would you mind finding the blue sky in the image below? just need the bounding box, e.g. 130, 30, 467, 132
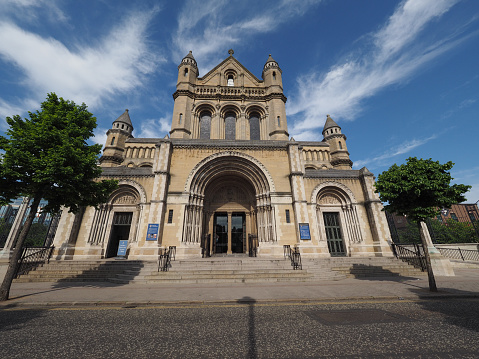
0, 0, 478, 202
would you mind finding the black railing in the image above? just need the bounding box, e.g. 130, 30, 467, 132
15, 246, 55, 278
169, 246, 176, 261
391, 243, 426, 271
158, 248, 171, 272
438, 247, 479, 262
283, 245, 302, 270
248, 234, 258, 257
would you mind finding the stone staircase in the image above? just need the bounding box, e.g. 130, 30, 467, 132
14, 256, 425, 284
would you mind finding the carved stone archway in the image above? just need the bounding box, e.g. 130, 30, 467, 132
182, 152, 276, 247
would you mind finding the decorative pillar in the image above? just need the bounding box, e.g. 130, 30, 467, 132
227, 211, 232, 254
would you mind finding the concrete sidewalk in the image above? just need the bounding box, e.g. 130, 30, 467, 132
1, 268, 478, 308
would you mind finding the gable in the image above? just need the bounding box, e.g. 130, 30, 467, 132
198, 56, 263, 87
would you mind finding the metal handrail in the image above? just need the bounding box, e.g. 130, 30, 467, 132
158, 248, 171, 272
438, 247, 479, 262
290, 247, 302, 270
391, 243, 426, 271
15, 246, 55, 278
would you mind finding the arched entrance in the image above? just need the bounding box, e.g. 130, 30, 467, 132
313, 182, 363, 257
88, 182, 145, 258
182, 152, 276, 255
204, 176, 256, 254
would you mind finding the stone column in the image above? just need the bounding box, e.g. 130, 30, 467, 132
227, 211, 232, 254
420, 221, 455, 276
0, 197, 30, 259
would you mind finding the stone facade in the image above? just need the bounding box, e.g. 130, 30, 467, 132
52, 50, 393, 260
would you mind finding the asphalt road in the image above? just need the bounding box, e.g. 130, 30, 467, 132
1, 298, 478, 359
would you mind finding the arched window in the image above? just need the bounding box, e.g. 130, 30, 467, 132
249, 113, 260, 140
199, 111, 211, 139
273, 71, 276, 80
225, 112, 236, 140
227, 74, 234, 86
277, 116, 281, 127
184, 68, 188, 77
339, 141, 343, 149
179, 113, 183, 124
111, 137, 116, 146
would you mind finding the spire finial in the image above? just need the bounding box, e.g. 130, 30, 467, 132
228, 49, 234, 56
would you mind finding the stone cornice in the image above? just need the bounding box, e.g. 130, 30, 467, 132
331, 158, 354, 167
100, 167, 154, 178
99, 155, 123, 164
171, 139, 290, 150
324, 133, 347, 141
304, 168, 359, 179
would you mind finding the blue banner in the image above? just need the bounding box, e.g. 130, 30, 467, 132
299, 223, 311, 240
117, 240, 128, 256
146, 223, 159, 241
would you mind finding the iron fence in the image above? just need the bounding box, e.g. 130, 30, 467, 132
390, 243, 426, 271
158, 247, 171, 272
437, 247, 479, 262
283, 245, 302, 270
15, 246, 55, 278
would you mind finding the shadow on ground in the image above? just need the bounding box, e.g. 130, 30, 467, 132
409, 288, 479, 332
236, 296, 257, 359
348, 263, 421, 282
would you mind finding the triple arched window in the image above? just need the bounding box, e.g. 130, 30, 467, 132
197, 110, 261, 140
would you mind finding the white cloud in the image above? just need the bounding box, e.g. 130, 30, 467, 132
136, 117, 171, 138
92, 127, 108, 146
353, 134, 438, 169
0, 9, 163, 115
173, 0, 323, 73
0, 0, 68, 23
287, 0, 465, 134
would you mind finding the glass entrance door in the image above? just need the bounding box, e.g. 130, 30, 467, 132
323, 212, 346, 257
231, 213, 245, 253
106, 212, 132, 258
214, 213, 228, 254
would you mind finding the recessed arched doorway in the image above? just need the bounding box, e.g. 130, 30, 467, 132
204, 176, 256, 255
182, 152, 276, 256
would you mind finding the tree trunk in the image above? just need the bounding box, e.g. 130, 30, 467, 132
0, 196, 41, 301
418, 221, 438, 292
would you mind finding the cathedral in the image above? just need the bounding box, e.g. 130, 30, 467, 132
52, 50, 393, 260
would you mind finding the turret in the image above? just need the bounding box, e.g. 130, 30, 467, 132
262, 54, 288, 140
177, 51, 198, 88
322, 115, 353, 169
171, 51, 198, 139
262, 54, 283, 89
100, 109, 134, 167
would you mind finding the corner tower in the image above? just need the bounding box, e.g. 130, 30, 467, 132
322, 115, 352, 169
262, 54, 288, 140
100, 109, 133, 167
170, 51, 198, 139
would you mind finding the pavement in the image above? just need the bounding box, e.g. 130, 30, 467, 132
1, 268, 478, 308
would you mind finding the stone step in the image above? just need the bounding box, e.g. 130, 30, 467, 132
14, 256, 424, 284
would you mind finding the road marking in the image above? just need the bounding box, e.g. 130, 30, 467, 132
2, 297, 478, 312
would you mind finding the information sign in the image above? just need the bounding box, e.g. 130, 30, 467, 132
146, 223, 159, 241
299, 223, 311, 240
117, 240, 128, 257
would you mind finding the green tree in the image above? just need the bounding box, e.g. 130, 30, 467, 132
0, 93, 117, 301
375, 157, 470, 292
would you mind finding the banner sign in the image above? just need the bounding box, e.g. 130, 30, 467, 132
299, 223, 311, 240
146, 223, 159, 241
117, 240, 128, 257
